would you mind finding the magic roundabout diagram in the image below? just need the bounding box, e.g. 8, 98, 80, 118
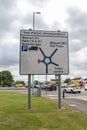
38, 47, 59, 74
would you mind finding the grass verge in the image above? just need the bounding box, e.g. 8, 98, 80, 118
0, 92, 87, 130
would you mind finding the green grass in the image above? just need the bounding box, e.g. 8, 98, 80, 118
0, 92, 87, 130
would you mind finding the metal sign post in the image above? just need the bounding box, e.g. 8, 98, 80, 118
32, 74, 34, 95
28, 74, 31, 109
46, 74, 48, 94
58, 74, 61, 109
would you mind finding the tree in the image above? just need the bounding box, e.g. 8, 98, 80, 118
0, 70, 13, 87
64, 78, 71, 84
34, 80, 39, 85
15, 80, 25, 86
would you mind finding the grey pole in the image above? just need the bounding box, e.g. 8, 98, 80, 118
46, 74, 47, 94
28, 74, 31, 109
32, 12, 35, 95
33, 12, 35, 30
33, 12, 41, 30
32, 12, 41, 95
32, 75, 34, 95
58, 74, 61, 109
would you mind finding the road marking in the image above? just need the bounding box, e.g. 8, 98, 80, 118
69, 104, 77, 107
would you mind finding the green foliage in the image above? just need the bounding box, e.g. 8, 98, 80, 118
15, 80, 25, 85
0, 70, 13, 86
34, 80, 39, 85
64, 78, 71, 83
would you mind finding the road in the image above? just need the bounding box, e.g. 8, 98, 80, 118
62, 98, 87, 114
41, 88, 87, 100
41, 88, 87, 114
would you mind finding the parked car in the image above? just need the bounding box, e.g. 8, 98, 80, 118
34, 85, 40, 88
30, 84, 40, 88
41, 85, 48, 90
61, 83, 68, 88
64, 85, 81, 93
84, 84, 87, 91
41, 84, 57, 91
47, 84, 57, 91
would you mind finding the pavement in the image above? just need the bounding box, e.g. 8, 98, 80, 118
43, 94, 87, 101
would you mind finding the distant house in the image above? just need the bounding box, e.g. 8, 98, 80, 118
70, 77, 84, 86
72, 77, 82, 81
50, 78, 64, 84
83, 78, 87, 84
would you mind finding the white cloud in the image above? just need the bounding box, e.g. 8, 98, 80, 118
0, 0, 87, 82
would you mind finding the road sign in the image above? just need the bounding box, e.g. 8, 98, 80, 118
20, 30, 69, 75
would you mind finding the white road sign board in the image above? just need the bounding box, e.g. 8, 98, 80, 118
20, 30, 69, 75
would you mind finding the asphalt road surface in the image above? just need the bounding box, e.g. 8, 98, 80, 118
62, 98, 87, 114
41, 89, 87, 114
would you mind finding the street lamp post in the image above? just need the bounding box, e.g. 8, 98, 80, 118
32, 12, 41, 95
33, 12, 41, 30
27, 12, 41, 109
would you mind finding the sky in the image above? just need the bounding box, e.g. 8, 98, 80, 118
0, 0, 87, 82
